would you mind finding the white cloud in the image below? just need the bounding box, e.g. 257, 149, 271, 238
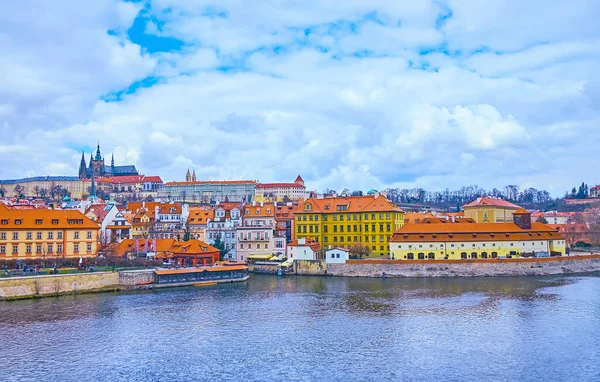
1, 0, 599, 196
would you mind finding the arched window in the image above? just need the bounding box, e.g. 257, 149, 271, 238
461, 252, 467, 259
481, 252, 488, 259
471, 252, 478, 259
491, 252, 498, 258
428, 252, 435, 259
418, 253, 425, 260
407, 253, 414, 260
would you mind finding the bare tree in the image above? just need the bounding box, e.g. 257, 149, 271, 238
349, 243, 371, 259
13, 184, 24, 198
33, 185, 40, 197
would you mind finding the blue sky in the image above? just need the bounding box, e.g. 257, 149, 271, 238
0, 0, 599, 195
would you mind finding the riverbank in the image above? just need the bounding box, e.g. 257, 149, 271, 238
328, 254, 600, 278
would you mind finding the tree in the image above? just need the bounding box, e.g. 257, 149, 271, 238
39, 188, 48, 198
0, 187, 6, 197
51, 185, 62, 199
13, 184, 24, 199
349, 243, 371, 259
32, 185, 40, 197
536, 216, 548, 224
212, 236, 230, 261
351, 190, 363, 196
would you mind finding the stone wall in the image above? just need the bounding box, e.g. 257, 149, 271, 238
248, 263, 281, 275
328, 256, 600, 278
295, 260, 327, 276
0, 272, 120, 300
118, 270, 155, 286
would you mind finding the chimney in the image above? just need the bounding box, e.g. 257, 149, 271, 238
260, 202, 263, 207
142, 201, 146, 209
252, 201, 256, 207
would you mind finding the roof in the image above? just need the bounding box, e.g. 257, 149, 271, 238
288, 238, 322, 252
187, 208, 215, 224
390, 222, 563, 243
463, 197, 521, 209
128, 202, 182, 215
295, 195, 404, 214
295, 175, 304, 183
163, 180, 256, 186
85, 204, 113, 223
0, 209, 99, 229
114, 239, 219, 258
513, 208, 530, 215
256, 183, 305, 189
243, 203, 275, 217
0, 176, 80, 184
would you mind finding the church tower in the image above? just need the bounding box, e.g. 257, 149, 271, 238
185, 169, 191, 182
78, 151, 87, 179
192, 169, 197, 182
90, 142, 105, 178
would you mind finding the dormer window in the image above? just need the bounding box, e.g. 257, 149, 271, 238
305, 203, 312, 210
1, 220, 8, 225
15, 219, 22, 225
36, 219, 42, 225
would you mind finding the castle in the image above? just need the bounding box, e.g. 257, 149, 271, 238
78, 143, 139, 179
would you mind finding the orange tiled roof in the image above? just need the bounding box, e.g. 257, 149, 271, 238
128, 202, 182, 215
243, 203, 276, 217
114, 239, 219, 258
256, 183, 305, 189
288, 238, 322, 252
463, 197, 521, 209
0, 209, 99, 229
164, 180, 256, 186
296, 195, 403, 214
391, 222, 563, 243
187, 208, 215, 224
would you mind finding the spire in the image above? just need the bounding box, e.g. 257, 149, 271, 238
111, 152, 114, 167
90, 173, 97, 199
78, 151, 87, 179
192, 169, 196, 182
185, 168, 191, 182
95, 141, 102, 161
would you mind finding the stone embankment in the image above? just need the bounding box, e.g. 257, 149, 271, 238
327, 255, 600, 278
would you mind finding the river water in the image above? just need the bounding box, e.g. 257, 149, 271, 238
1, 274, 600, 382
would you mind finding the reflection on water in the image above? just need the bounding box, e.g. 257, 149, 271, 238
1, 274, 599, 382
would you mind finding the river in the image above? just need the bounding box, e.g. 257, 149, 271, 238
1, 274, 600, 381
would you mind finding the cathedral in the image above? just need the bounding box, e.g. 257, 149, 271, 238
78, 143, 139, 179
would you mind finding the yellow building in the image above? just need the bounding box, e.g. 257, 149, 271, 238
463, 196, 521, 223
0, 207, 99, 260
294, 194, 404, 257
0, 176, 86, 199
390, 209, 565, 260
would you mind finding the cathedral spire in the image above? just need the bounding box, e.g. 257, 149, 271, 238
111, 152, 114, 167
185, 168, 191, 182
192, 169, 196, 182
78, 151, 87, 179
95, 142, 102, 161
90, 173, 97, 199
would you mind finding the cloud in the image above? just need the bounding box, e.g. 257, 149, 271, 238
0, 0, 599, 197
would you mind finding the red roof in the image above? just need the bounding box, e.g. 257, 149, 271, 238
85, 204, 112, 223
256, 183, 305, 189
463, 197, 521, 209
295, 175, 304, 183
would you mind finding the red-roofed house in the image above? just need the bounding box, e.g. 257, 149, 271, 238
463, 196, 522, 223
287, 238, 323, 260
254, 176, 307, 202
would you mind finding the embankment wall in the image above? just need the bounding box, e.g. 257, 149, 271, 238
0, 272, 120, 299
327, 255, 600, 278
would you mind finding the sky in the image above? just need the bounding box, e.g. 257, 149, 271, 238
0, 0, 599, 195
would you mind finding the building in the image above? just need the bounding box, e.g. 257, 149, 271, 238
532, 211, 575, 225
294, 194, 405, 257
287, 238, 322, 260
0, 176, 86, 199
158, 179, 256, 204
85, 203, 119, 243
591, 185, 600, 198
235, 202, 285, 262
325, 247, 349, 264
274, 202, 297, 242
390, 209, 566, 260
78, 143, 139, 179
186, 207, 214, 242
205, 202, 242, 260
110, 175, 163, 198
115, 238, 220, 267
104, 208, 132, 244
254, 175, 307, 202
0, 208, 99, 260
128, 201, 188, 239
463, 196, 522, 223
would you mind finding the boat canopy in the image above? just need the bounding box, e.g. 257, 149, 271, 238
247, 254, 272, 260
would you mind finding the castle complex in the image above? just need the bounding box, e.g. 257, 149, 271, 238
78, 143, 139, 179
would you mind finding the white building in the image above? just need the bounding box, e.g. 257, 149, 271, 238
206, 202, 242, 260
287, 237, 322, 261
325, 248, 349, 264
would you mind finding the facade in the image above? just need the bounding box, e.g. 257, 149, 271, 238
274, 202, 297, 242
463, 197, 522, 223
115, 238, 220, 267
287, 238, 322, 260
110, 175, 163, 198
0, 176, 86, 199
325, 248, 349, 264
186, 207, 214, 242
128, 202, 188, 239
104, 209, 132, 244
254, 175, 307, 202
85, 203, 119, 243
205, 202, 242, 260
0, 209, 99, 260
294, 194, 405, 257
78, 143, 138, 179
591, 185, 600, 198
235, 202, 279, 262
390, 210, 566, 260
158, 179, 256, 204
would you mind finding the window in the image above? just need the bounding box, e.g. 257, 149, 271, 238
340, 237, 344, 242
323, 215, 328, 222
12, 245, 18, 254
87, 231, 92, 239
331, 253, 335, 259
364, 214, 368, 220
1, 220, 7, 225
324, 237, 328, 243
87, 244, 92, 252
47, 244, 53, 253
428, 253, 435, 259
333, 237, 337, 242
26, 232, 32, 240
386, 213, 390, 219
12, 232, 18, 240
371, 224, 375, 232
418, 253, 425, 260
333, 215, 337, 221
315, 226, 319, 233
36, 232, 42, 240
365, 224, 369, 232
471, 252, 478, 259
337, 253, 340, 258
340, 226, 344, 232
386, 224, 390, 232
354, 236, 358, 242
353, 214, 358, 220
248, 244, 252, 249
240, 243, 244, 249
407, 253, 414, 260
309, 215, 313, 221
333, 226, 338, 233
48, 232, 53, 239
57, 244, 62, 253
371, 214, 375, 220
0, 245, 5, 254
324, 226, 328, 233
0, 232, 4, 240
15, 220, 22, 225
74, 244, 79, 252
74, 232, 79, 239
36, 245, 42, 253
461, 252, 467, 259
26, 245, 32, 253
36, 219, 42, 225
340, 215, 344, 221
309, 226, 313, 233
353, 225, 357, 232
